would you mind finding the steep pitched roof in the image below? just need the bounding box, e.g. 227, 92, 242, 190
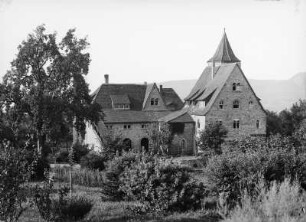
110, 94, 130, 104
161, 88, 184, 111
93, 84, 147, 110
187, 63, 238, 116
207, 32, 240, 63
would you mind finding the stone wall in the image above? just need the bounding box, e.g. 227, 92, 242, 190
206, 66, 266, 139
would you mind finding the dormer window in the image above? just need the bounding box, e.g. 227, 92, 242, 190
110, 94, 130, 110
219, 100, 224, 109
233, 100, 240, 109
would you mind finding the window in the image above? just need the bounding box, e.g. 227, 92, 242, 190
151, 98, 159, 106
249, 101, 253, 108
141, 124, 147, 129
114, 104, 130, 109
233, 120, 240, 129
219, 100, 224, 109
232, 83, 237, 91
233, 100, 240, 108
106, 125, 112, 130
217, 120, 223, 125
124, 124, 131, 129
256, 120, 260, 129
197, 120, 200, 129
154, 98, 159, 105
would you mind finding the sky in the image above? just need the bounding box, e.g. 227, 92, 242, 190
0, 0, 305, 92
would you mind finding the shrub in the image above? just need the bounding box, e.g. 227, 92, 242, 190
119, 154, 206, 213
80, 151, 105, 171
223, 179, 306, 222
205, 136, 306, 209
34, 180, 92, 221
31, 155, 50, 181
101, 152, 137, 201
71, 143, 90, 163
0, 142, 32, 222
55, 150, 69, 163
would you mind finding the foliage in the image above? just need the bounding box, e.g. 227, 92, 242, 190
119, 154, 206, 213
53, 167, 104, 187
223, 179, 306, 222
146, 122, 172, 155
80, 151, 105, 171
0, 25, 101, 156
71, 143, 90, 163
0, 142, 32, 222
266, 109, 282, 136
205, 135, 306, 209
34, 180, 92, 221
198, 122, 228, 155
100, 131, 127, 160
55, 150, 69, 163
101, 152, 137, 201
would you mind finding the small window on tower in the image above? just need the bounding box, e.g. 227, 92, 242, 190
256, 120, 260, 129
232, 83, 237, 91
233, 100, 240, 109
219, 100, 224, 109
233, 120, 240, 129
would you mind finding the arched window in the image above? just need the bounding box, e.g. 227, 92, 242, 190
219, 100, 224, 109
233, 100, 239, 108
232, 83, 237, 91
123, 138, 132, 152
154, 98, 159, 105
141, 138, 149, 152
256, 120, 260, 129
181, 139, 187, 151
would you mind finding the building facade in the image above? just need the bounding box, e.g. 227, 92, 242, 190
185, 31, 266, 138
85, 76, 196, 156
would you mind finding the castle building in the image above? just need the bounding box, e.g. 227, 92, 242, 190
185, 31, 266, 138
85, 75, 196, 156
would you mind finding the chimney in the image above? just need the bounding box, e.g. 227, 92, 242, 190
144, 81, 147, 85
104, 74, 109, 84
159, 85, 163, 92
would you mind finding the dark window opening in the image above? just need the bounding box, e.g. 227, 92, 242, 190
256, 120, 260, 129
233, 100, 239, 109
233, 120, 240, 129
233, 83, 237, 91
141, 138, 149, 152
141, 124, 147, 129
197, 120, 200, 128
151, 98, 154, 105
124, 124, 131, 129
154, 98, 159, 105
123, 138, 132, 152
219, 100, 224, 109
170, 123, 185, 134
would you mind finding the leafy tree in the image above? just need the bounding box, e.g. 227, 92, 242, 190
0, 25, 101, 156
199, 122, 228, 155
146, 122, 172, 155
266, 109, 282, 136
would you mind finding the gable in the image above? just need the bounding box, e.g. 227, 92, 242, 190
143, 83, 167, 111
206, 65, 266, 116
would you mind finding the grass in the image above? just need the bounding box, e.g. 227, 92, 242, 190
19, 181, 221, 222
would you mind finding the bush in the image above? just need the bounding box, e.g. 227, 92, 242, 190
80, 151, 105, 171
119, 154, 206, 213
31, 156, 50, 181
34, 180, 93, 221
55, 150, 69, 163
101, 152, 137, 201
205, 136, 306, 209
223, 179, 306, 222
0, 142, 32, 222
72, 143, 90, 163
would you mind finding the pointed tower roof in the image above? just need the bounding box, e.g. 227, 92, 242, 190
207, 30, 240, 63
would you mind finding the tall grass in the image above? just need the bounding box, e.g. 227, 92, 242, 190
52, 167, 104, 187
223, 179, 306, 222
